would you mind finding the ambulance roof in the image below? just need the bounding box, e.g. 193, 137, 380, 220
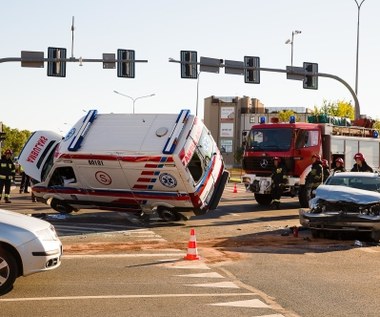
59, 111, 195, 155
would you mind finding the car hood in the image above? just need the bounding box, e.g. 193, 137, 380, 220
0, 208, 50, 232
311, 185, 380, 206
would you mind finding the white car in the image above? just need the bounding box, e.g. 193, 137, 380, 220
0, 209, 62, 295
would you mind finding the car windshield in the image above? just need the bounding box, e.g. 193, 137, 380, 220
325, 173, 380, 193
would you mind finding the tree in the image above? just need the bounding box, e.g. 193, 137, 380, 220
311, 99, 354, 119
277, 109, 302, 122
1, 125, 31, 156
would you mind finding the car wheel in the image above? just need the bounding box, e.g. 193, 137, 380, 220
0, 248, 18, 295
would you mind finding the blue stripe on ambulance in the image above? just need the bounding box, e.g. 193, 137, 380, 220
163, 109, 190, 154
68, 109, 98, 152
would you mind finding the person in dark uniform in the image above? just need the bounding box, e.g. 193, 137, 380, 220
321, 159, 331, 183
271, 157, 286, 209
351, 153, 373, 172
0, 149, 16, 203
19, 164, 30, 193
305, 154, 323, 199
333, 158, 346, 173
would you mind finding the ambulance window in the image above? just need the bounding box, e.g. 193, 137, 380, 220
48, 167, 76, 187
188, 151, 203, 182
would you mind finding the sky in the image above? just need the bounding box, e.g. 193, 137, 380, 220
1, 0, 379, 133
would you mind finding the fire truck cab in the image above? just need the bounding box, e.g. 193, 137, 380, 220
242, 116, 380, 207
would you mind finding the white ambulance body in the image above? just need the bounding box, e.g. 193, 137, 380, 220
18, 109, 229, 221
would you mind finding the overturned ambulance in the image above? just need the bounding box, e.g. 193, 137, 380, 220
18, 109, 229, 221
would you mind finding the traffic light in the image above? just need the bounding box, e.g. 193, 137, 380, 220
303, 62, 318, 89
180, 50, 197, 79
117, 49, 135, 78
244, 56, 260, 84
47, 47, 67, 77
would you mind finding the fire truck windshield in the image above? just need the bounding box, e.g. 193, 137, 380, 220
246, 128, 292, 151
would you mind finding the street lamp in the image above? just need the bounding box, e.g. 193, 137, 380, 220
285, 30, 302, 67
354, 0, 366, 96
113, 90, 155, 114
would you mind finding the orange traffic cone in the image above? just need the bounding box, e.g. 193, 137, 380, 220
184, 228, 200, 260
233, 183, 238, 193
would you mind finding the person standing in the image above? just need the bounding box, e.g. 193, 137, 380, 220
19, 164, 30, 194
271, 157, 286, 209
333, 158, 346, 173
351, 153, 373, 172
321, 159, 331, 183
0, 149, 16, 203
305, 154, 323, 199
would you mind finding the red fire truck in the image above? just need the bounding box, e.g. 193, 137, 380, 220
242, 116, 380, 207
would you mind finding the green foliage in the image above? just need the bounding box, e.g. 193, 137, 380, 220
311, 99, 354, 119
1, 125, 31, 157
278, 110, 296, 122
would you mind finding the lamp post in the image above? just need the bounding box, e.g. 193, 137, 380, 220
113, 90, 155, 114
354, 0, 366, 96
285, 30, 302, 67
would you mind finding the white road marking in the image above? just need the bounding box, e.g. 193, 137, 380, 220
175, 272, 224, 278
0, 293, 255, 302
164, 261, 211, 270
187, 281, 240, 289
209, 298, 270, 308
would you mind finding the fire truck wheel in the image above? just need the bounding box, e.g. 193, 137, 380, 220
298, 185, 310, 208
254, 193, 272, 206
50, 199, 74, 214
157, 208, 182, 222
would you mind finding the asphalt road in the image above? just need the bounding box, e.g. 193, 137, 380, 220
2, 182, 380, 316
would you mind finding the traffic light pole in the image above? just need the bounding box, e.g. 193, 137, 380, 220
169, 58, 360, 121
0, 57, 148, 64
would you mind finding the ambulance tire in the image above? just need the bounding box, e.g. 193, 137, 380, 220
157, 208, 182, 222
254, 193, 272, 206
51, 199, 74, 214
298, 185, 310, 208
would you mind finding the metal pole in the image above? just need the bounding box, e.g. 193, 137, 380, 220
354, 0, 366, 96
291, 32, 294, 67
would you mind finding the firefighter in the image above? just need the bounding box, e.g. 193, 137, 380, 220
333, 158, 346, 173
321, 159, 331, 183
0, 149, 16, 203
271, 157, 286, 209
351, 153, 373, 172
305, 154, 323, 199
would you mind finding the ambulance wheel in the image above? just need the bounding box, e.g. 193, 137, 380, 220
254, 193, 272, 206
157, 208, 182, 222
51, 199, 74, 214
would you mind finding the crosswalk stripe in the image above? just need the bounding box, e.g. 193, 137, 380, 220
209, 298, 270, 308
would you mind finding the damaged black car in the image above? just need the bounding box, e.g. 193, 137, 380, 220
299, 172, 380, 241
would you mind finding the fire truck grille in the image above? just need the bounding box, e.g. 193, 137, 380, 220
242, 157, 273, 175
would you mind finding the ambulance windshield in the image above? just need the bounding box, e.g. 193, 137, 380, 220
40, 144, 58, 182
187, 128, 215, 183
